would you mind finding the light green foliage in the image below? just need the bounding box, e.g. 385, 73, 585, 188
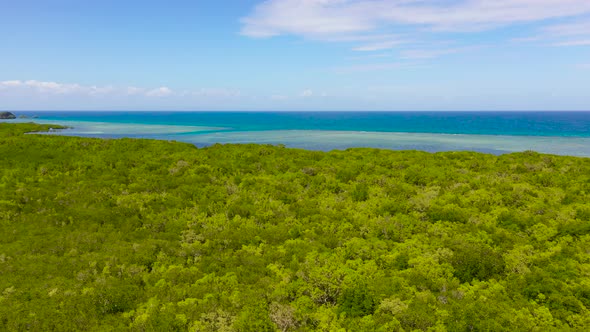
1, 123, 590, 331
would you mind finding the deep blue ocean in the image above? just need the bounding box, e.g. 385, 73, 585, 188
8, 111, 590, 157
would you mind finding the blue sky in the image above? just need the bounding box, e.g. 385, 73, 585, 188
1, 0, 589, 111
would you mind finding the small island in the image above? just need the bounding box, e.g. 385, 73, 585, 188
0, 111, 16, 119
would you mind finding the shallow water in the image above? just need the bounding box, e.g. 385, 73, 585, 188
3, 111, 590, 157
179, 130, 590, 157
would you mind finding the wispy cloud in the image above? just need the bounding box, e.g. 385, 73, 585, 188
0, 80, 242, 100
0, 80, 157, 97
510, 36, 544, 44
1, 80, 90, 94
552, 40, 590, 47
241, 0, 590, 51
332, 62, 415, 74
145, 87, 173, 97
190, 88, 242, 98
543, 20, 590, 37
300, 89, 314, 97
514, 20, 590, 47
399, 45, 482, 59
352, 38, 405, 52
0, 79, 251, 110
126, 86, 145, 96
400, 48, 459, 60
0, 80, 24, 87
545, 20, 590, 47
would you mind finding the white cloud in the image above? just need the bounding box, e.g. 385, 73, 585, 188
514, 19, 590, 47
145, 87, 173, 97
0, 78, 273, 110
0, 80, 177, 98
242, 0, 590, 50
0, 80, 249, 100
0, 80, 23, 88
191, 88, 242, 98
300, 89, 314, 97
88, 85, 116, 96
0, 79, 255, 110
352, 38, 405, 51
241, 0, 375, 38
242, 1, 590, 34
26, 80, 82, 94
0, 80, 118, 95
126, 86, 145, 95
543, 21, 590, 37
510, 36, 543, 43
552, 40, 590, 47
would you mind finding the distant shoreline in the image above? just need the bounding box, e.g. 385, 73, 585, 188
3, 122, 587, 159
4, 111, 590, 157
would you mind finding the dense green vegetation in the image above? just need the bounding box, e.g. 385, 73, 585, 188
1, 123, 590, 331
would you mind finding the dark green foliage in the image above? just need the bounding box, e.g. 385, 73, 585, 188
338, 282, 375, 317
234, 302, 277, 332
428, 203, 470, 223
576, 206, 590, 221
1, 123, 590, 331
0, 122, 67, 136
0, 112, 16, 119
449, 243, 505, 283
351, 182, 369, 202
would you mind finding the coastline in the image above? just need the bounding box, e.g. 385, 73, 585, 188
3, 116, 589, 157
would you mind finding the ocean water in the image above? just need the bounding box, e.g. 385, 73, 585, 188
5, 111, 590, 157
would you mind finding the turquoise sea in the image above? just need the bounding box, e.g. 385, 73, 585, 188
5, 111, 590, 157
